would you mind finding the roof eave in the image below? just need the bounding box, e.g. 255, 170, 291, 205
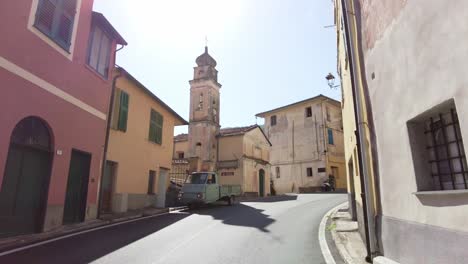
92, 12, 127, 45
116, 67, 189, 125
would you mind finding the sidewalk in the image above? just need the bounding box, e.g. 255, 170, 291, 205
0, 206, 177, 253
328, 203, 368, 264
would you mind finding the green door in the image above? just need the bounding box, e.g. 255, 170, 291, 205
0, 117, 52, 237
259, 169, 265, 197
63, 150, 91, 224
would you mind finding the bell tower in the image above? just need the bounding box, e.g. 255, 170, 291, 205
187, 46, 221, 172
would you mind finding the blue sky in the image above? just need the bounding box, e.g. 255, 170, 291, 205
93, 0, 340, 135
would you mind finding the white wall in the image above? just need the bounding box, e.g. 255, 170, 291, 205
364, 0, 468, 231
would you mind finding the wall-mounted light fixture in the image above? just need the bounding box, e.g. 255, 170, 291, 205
325, 73, 340, 89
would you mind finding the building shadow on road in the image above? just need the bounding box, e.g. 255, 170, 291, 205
0, 213, 190, 264
191, 203, 275, 233
241, 194, 298, 203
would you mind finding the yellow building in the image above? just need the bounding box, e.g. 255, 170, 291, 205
334, 0, 379, 258
101, 67, 187, 214
256, 95, 346, 194
173, 125, 272, 197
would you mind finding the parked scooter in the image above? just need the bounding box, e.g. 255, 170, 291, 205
321, 175, 336, 192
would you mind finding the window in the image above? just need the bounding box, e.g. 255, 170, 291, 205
221, 172, 235, 176
328, 128, 334, 145
326, 106, 331, 121
207, 174, 216, 184
408, 101, 467, 191
34, 0, 77, 51
149, 109, 163, 145
305, 107, 312, 118
318, 167, 326, 173
271, 115, 277, 126
116, 91, 129, 132
276, 167, 280, 178
177, 152, 185, 159
87, 25, 112, 78
307, 168, 313, 177
148, 170, 156, 195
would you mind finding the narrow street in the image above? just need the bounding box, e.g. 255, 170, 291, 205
0, 194, 346, 264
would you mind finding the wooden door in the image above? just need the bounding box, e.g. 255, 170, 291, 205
101, 161, 116, 213
0, 117, 52, 237
63, 150, 91, 224
259, 169, 265, 197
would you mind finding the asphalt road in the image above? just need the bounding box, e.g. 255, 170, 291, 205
0, 193, 346, 264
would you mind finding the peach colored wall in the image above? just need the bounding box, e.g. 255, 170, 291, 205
218, 135, 243, 161
107, 76, 179, 194
173, 140, 189, 159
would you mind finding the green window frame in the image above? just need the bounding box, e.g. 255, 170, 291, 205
328, 128, 334, 145
149, 109, 163, 145
34, 0, 77, 51
117, 91, 129, 132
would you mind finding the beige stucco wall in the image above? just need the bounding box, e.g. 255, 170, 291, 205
173, 140, 189, 159
218, 135, 243, 161
107, 76, 181, 197
363, 0, 468, 232
260, 98, 346, 194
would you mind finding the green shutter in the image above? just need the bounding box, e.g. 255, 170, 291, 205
149, 110, 157, 142
328, 128, 334, 145
118, 91, 129, 132
149, 109, 163, 145
155, 112, 163, 145
111, 89, 121, 129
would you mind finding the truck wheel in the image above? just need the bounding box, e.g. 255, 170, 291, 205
227, 196, 233, 206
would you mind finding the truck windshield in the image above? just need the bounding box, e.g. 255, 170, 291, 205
185, 173, 208, 184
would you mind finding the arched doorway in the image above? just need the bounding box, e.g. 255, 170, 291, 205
259, 169, 265, 197
0, 117, 53, 237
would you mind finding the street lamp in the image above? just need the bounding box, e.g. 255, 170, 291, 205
325, 73, 340, 89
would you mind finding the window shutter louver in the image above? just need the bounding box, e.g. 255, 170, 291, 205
118, 92, 129, 132
34, 0, 76, 50
149, 110, 157, 142
156, 113, 163, 145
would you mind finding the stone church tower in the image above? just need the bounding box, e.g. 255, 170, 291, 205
187, 46, 221, 172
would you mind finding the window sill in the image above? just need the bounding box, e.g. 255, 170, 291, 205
148, 139, 162, 146
84, 64, 110, 82
413, 190, 468, 196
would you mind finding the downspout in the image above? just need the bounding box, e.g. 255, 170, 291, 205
340, 0, 377, 262
97, 44, 125, 218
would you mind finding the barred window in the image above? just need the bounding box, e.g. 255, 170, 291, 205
408, 100, 467, 192
424, 108, 467, 190
34, 0, 77, 51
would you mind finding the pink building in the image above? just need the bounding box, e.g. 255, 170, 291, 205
0, 0, 126, 237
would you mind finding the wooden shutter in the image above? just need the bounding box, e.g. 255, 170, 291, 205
110, 89, 121, 129
149, 110, 163, 144
118, 91, 129, 132
155, 112, 163, 145
34, 0, 76, 50
35, 0, 57, 35
148, 110, 157, 142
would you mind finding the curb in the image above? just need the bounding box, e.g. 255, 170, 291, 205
319, 201, 348, 264
0, 207, 186, 256
328, 204, 359, 264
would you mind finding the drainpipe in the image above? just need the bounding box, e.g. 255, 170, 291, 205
97, 44, 125, 218
340, 0, 377, 262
